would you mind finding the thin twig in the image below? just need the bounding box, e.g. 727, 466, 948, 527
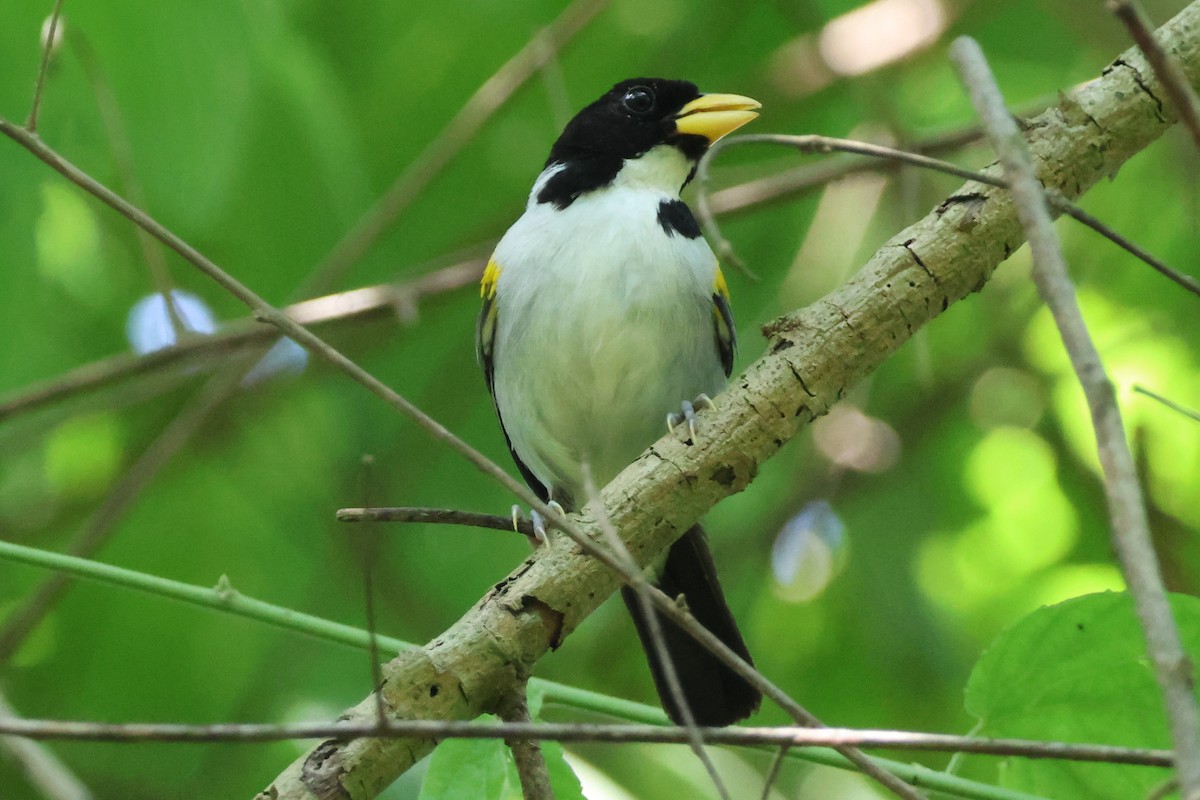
498, 684, 556, 800
1057, 201, 1200, 296
950, 34, 1200, 800
1109, 0, 1200, 150
759, 745, 790, 800
0, 716, 1175, 767
696, 134, 1200, 298
706, 120, 988, 217
1148, 777, 1182, 800
295, 0, 609, 298
0, 692, 92, 800
26, 0, 64, 132
1134, 385, 1200, 422
356, 454, 388, 727
0, 259, 483, 424
337, 505, 534, 535
582, 464, 730, 800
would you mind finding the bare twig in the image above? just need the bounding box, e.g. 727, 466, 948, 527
707, 133, 979, 218
355, 454, 389, 727
337, 505, 534, 535
1109, 0, 1200, 150
1057, 202, 1200, 296
950, 34, 1200, 800
705, 97, 1065, 218
759, 745, 791, 800
1134, 385, 1200, 422
26, 0, 64, 132
498, 685, 556, 800
0, 259, 483, 424
295, 0, 609, 298
697, 134, 1200, 298
1149, 777, 1182, 800
0, 716, 1175, 767
0, 692, 92, 800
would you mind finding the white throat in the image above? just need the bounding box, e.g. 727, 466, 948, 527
610, 144, 694, 194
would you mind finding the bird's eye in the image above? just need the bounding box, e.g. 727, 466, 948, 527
622, 86, 655, 115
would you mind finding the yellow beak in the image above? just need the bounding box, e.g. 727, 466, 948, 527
673, 93, 761, 143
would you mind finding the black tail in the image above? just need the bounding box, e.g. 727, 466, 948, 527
621, 525, 761, 726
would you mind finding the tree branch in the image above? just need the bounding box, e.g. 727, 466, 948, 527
497, 685, 556, 800
1110, 0, 1200, 150
336, 505, 535, 535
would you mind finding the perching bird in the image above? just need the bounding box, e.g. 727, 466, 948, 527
477, 78, 762, 726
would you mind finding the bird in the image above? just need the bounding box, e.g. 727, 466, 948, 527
477, 77, 762, 726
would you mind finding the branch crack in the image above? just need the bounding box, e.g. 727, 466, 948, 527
1109, 57, 1167, 121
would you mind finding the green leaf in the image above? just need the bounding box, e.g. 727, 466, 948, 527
528, 685, 587, 800
962, 591, 1198, 797
542, 740, 587, 800
417, 707, 585, 800
418, 731, 522, 800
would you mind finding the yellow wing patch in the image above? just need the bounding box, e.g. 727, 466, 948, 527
711, 267, 736, 378
480, 258, 502, 299
713, 266, 730, 302
477, 257, 501, 389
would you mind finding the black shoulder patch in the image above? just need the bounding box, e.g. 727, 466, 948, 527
656, 198, 701, 239
537, 158, 623, 209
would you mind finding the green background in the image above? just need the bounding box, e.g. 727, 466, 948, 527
1, 0, 1198, 797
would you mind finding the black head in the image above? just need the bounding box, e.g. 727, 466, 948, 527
536, 78, 759, 208
546, 78, 709, 167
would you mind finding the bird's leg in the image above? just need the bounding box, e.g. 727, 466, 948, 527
666, 393, 717, 443
512, 501, 566, 547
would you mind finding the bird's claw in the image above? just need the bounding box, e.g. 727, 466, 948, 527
666, 393, 716, 443
514, 501, 565, 547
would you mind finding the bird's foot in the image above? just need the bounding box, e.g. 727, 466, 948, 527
512, 501, 565, 547
666, 393, 716, 444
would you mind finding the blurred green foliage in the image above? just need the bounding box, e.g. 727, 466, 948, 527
1, 0, 1198, 798
963, 592, 1200, 797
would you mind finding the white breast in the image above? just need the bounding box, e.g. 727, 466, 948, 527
490, 159, 725, 504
